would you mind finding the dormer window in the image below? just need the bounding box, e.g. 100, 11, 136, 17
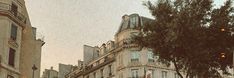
130, 16, 138, 28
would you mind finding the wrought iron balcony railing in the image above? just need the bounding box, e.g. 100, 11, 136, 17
0, 2, 26, 24
115, 38, 139, 49
86, 38, 138, 64
84, 57, 115, 75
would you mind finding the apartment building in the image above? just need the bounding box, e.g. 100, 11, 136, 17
66, 14, 179, 78
0, 0, 44, 78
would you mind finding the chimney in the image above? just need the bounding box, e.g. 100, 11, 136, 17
32, 27, 37, 39
50, 67, 53, 70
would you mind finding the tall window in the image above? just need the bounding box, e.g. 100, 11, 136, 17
130, 17, 138, 28
162, 71, 167, 78
109, 65, 112, 76
93, 72, 96, 78
11, 24, 18, 41
100, 69, 104, 78
131, 69, 139, 78
8, 48, 16, 67
148, 51, 154, 62
131, 51, 140, 62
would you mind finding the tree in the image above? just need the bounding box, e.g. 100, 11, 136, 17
134, 0, 234, 78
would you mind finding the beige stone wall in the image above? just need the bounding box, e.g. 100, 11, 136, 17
20, 24, 44, 78
0, 15, 23, 78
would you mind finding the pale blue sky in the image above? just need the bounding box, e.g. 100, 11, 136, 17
24, 0, 227, 75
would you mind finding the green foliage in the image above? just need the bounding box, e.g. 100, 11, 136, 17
135, 0, 234, 78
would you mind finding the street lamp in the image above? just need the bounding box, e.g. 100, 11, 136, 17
32, 64, 38, 78
221, 53, 226, 58
221, 28, 225, 32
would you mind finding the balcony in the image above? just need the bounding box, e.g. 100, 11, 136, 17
0, 2, 26, 26
8, 37, 19, 48
83, 57, 115, 75
114, 39, 139, 51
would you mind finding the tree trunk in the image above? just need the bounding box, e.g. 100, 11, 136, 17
172, 58, 183, 78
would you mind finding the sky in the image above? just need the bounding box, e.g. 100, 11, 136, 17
24, 0, 227, 76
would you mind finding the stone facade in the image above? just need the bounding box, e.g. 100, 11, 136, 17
0, 0, 44, 78
65, 14, 180, 78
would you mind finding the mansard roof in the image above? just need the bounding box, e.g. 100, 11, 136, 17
116, 13, 153, 34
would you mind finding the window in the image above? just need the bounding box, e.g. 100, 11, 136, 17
7, 75, 14, 78
175, 73, 180, 78
11, 24, 18, 41
162, 71, 167, 78
100, 69, 104, 78
131, 51, 140, 62
131, 69, 139, 78
97, 50, 99, 57
108, 65, 112, 76
148, 51, 154, 62
130, 16, 138, 28
119, 54, 123, 65
93, 72, 96, 78
8, 48, 15, 67
146, 69, 154, 78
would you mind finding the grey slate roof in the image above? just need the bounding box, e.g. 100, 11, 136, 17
116, 13, 153, 34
